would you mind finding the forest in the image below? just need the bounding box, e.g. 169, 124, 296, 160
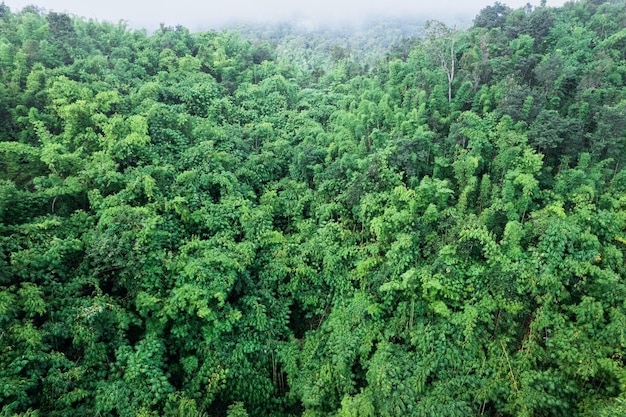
0, 0, 626, 415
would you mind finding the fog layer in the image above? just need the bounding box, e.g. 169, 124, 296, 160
4, 0, 568, 30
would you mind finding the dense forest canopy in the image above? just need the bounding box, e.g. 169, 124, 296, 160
0, 0, 625, 416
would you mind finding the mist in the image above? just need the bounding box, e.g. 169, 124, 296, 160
3, 0, 569, 31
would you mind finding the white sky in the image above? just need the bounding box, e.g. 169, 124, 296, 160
3, 0, 570, 30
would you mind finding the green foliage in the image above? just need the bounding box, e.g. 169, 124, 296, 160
1, 2, 625, 416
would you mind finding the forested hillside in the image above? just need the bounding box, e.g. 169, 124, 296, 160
1, 1, 626, 416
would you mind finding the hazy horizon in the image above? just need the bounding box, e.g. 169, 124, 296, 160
2, 0, 571, 31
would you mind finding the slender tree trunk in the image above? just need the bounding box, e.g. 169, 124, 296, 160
437, 25, 456, 103
450, 35, 455, 102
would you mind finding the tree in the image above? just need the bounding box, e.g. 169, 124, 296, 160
474, 2, 511, 30
425, 20, 458, 103
46, 12, 77, 64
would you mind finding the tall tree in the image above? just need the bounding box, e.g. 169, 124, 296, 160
425, 20, 458, 103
